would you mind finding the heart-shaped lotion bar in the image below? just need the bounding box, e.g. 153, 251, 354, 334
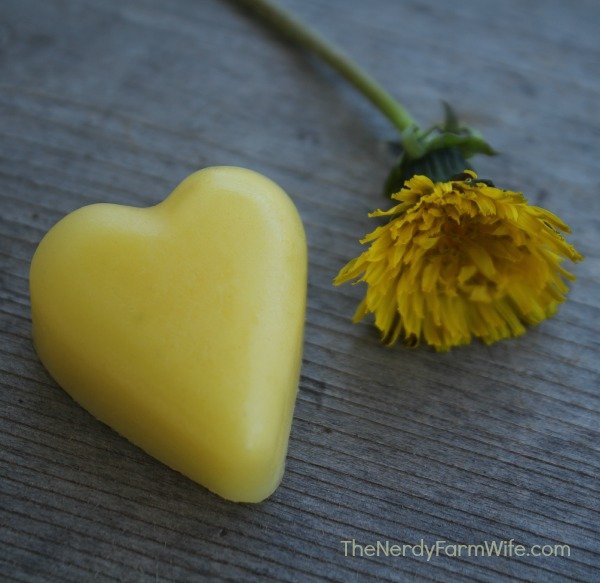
30, 167, 307, 502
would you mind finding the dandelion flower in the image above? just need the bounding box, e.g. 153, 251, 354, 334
240, 0, 583, 351
334, 171, 583, 351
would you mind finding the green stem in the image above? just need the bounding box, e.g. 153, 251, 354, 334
234, 0, 418, 135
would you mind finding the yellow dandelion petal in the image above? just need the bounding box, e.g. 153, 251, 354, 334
404, 174, 435, 195
352, 298, 369, 323
529, 205, 571, 233
458, 264, 477, 284
333, 172, 583, 351
369, 202, 406, 218
464, 242, 496, 279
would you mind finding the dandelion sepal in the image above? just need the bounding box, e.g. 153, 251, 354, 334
384, 105, 496, 197
384, 147, 470, 197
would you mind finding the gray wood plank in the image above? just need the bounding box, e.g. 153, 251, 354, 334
1, 0, 598, 581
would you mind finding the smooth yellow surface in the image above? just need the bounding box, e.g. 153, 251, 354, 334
30, 167, 307, 502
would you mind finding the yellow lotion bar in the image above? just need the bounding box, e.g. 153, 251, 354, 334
30, 167, 307, 502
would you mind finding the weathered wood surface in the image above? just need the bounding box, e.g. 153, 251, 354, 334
1, 0, 599, 580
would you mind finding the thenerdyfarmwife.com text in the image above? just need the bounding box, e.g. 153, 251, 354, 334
340, 539, 571, 561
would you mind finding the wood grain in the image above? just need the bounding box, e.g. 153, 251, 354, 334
1, 0, 598, 580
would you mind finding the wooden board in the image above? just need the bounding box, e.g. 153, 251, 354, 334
1, 0, 598, 580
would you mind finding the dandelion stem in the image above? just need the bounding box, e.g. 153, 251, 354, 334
233, 0, 418, 135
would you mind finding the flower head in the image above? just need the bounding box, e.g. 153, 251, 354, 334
334, 171, 583, 351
